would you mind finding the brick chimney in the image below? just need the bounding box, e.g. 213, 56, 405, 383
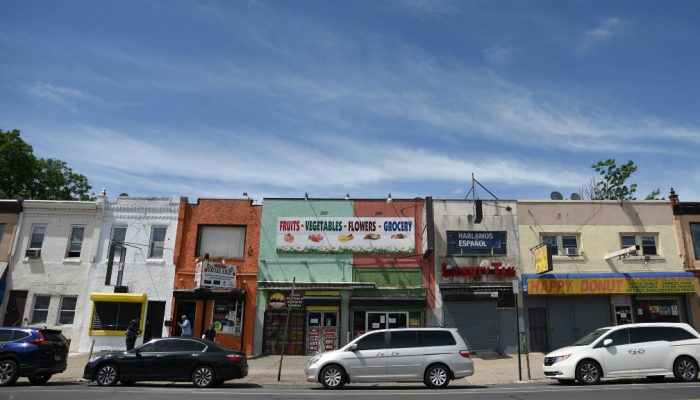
669, 188, 679, 208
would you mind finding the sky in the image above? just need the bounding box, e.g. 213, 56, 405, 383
2, 0, 700, 203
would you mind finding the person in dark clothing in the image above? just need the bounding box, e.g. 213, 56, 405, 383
203, 323, 216, 341
125, 319, 139, 350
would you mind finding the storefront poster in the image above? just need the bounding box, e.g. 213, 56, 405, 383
446, 231, 507, 256
276, 217, 415, 254
195, 261, 237, 289
526, 276, 696, 295
213, 301, 244, 336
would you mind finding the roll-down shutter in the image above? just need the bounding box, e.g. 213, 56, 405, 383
444, 300, 498, 351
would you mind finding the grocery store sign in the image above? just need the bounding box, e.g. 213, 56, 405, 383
276, 217, 415, 254
525, 277, 696, 295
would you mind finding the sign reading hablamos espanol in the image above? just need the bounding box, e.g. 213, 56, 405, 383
276, 217, 415, 254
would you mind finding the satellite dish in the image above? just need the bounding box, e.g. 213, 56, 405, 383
119, 193, 129, 197
550, 191, 563, 200
570, 193, 582, 200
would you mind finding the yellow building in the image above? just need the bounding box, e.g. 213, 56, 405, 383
670, 190, 700, 331
518, 200, 695, 353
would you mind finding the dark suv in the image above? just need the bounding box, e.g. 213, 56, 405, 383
0, 327, 69, 386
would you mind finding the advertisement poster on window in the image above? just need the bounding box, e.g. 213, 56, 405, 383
307, 327, 321, 353
276, 217, 415, 254
323, 327, 337, 351
212, 301, 244, 336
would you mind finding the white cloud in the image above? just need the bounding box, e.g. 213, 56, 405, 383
579, 17, 632, 52
26, 83, 86, 109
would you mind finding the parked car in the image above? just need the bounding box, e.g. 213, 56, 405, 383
305, 328, 474, 389
0, 326, 69, 386
83, 337, 248, 388
543, 322, 700, 385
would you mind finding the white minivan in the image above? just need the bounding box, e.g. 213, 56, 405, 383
305, 328, 474, 389
543, 322, 700, 384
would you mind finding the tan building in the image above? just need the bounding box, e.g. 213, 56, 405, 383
518, 200, 694, 353
670, 189, 700, 331
0, 199, 23, 322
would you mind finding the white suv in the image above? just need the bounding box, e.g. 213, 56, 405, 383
543, 322, 700, 384
305, 328, 474, 389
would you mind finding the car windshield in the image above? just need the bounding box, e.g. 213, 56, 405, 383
572, 328, 610, 346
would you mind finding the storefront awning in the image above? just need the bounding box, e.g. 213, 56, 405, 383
90, 292, 147, 303
258, 281, 376, 290
173, 288, 246, 300
522, 272, 696, 295
349, 297, 426, 308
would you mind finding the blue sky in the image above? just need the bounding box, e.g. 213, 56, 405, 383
2, 0, 700, 202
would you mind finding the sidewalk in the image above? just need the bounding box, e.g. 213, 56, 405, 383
57, 351, 547, 386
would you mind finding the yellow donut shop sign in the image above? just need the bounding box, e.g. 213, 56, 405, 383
523, 273, 696, 295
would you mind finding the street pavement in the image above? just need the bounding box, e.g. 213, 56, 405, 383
56, 350, 546, 386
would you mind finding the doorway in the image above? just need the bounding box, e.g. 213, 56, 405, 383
528, 307, 548, 352
366, 312, 408, 331
306, 311, 338, 354
173, 301, 196, 336
2, 290, 28, 326
144, 301, 166, 342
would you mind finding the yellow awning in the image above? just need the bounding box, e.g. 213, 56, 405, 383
90, 292, 147, 303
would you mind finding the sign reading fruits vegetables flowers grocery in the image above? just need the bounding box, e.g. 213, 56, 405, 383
277, 217, 415, 254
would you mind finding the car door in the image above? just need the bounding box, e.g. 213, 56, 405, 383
386, 330, 423, 380
118, 341, 164, 380
599, 328, 639, 376
344, 331, 387, 381
632, 327, 673, 374
163, 339, 207, 380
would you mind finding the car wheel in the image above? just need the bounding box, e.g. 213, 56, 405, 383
192, 365, 215, 388
647, 375, 665, 382
320, 364, 347, 389
96, 363, 119, 386
0, 359, 19, 386
28, 374, 53, 385
557, 379, 576, 385
575, 359, 601, 385
674, 356, 698, 382
424, 363, 450, 389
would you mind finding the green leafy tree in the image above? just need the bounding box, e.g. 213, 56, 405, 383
645, 188, 664, 200
0, 129, 93, 200
584, 159, 663, 201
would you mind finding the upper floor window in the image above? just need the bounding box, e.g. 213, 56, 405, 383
66, 226, 85, 258
149, 227, 167, 259
690, 223, 700, 261
0, 224, 5, 246
31, 294, 51, 324
540, 234, 579, 256
197, 226, 246, 259
620, 234, 658, 256
26, 225, 46, 257
110, 226, 127, 260
57, 296, 77, 325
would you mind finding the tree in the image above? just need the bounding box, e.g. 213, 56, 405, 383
583, 159, 662, 201
0, 129, 93, 201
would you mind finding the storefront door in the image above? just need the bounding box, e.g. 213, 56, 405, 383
306, 311, 338, 354
366, 312, 408, 331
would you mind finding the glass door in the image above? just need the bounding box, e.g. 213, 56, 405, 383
366, 312, 409, 331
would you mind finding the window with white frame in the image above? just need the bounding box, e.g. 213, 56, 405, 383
196, 225, 246, 259
110, 226, 127, 260
66, 226, 85, 258
57, 296, 77, 325
540, 234, 579, 256
149, 227, 167, 259
691, 224, 700, 261
620, 234, 658, 256
26, 225, 46, 257
31, 295, 51, 324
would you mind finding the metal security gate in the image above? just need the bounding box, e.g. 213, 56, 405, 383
444, 300, 498, 351
549, 296, 611, 350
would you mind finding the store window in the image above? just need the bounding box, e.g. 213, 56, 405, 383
91, 302, 142, 331
620, 234, 658, 256
262, 310, 304, 355
30, 295, 51, 324
635, 298, 681, 323
690, 223, 700, 260
197, 226, 246, 259
57, 296, 77, 325
212, 300, 244, 336
540, 234, 578, 256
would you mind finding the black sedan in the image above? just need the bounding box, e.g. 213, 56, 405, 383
83, 337, 248, 388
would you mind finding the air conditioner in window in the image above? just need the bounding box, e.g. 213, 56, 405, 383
25, 248, 42, 258
565, 247, 578, 256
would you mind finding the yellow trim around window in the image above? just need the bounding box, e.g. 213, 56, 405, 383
88, 292, 148, 336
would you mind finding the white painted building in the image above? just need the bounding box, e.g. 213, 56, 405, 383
77, 195, 179, 353
1, 197, 105, 352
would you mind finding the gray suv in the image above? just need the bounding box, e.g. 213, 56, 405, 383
305, 328, 474, 389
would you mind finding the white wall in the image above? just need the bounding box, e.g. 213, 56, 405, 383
77, 196, 179, 353
1, 198, 104, 352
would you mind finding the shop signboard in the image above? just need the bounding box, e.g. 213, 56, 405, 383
525, 276, 697, 295
534, 243, 553, 274
195, 261, 236, 289
276, 217, 415, 254
446, 231, 507, 256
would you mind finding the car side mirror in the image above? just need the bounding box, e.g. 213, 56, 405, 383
135, 350, 142, 358
603, 338, 613, 347
346, 344, 357, 352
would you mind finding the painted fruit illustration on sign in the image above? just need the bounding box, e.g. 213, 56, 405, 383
364, 233, 381, 240
284, 233, 294, 242
338, 234, 354, 242
391, 234, 406, 239
309, 234, 324, 242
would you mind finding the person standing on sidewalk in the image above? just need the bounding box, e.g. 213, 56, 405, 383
202, 323, 216, 341
179, 315, 192, 337
125, 320, 138, 350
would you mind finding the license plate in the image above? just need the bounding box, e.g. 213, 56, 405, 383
54, 355, 63, 362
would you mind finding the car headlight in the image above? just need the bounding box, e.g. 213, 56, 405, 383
89, 356, 101, 363
308, 355, 322, 366
552, 354, 571, 364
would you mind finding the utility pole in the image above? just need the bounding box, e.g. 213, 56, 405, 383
277, 277, 296, 381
